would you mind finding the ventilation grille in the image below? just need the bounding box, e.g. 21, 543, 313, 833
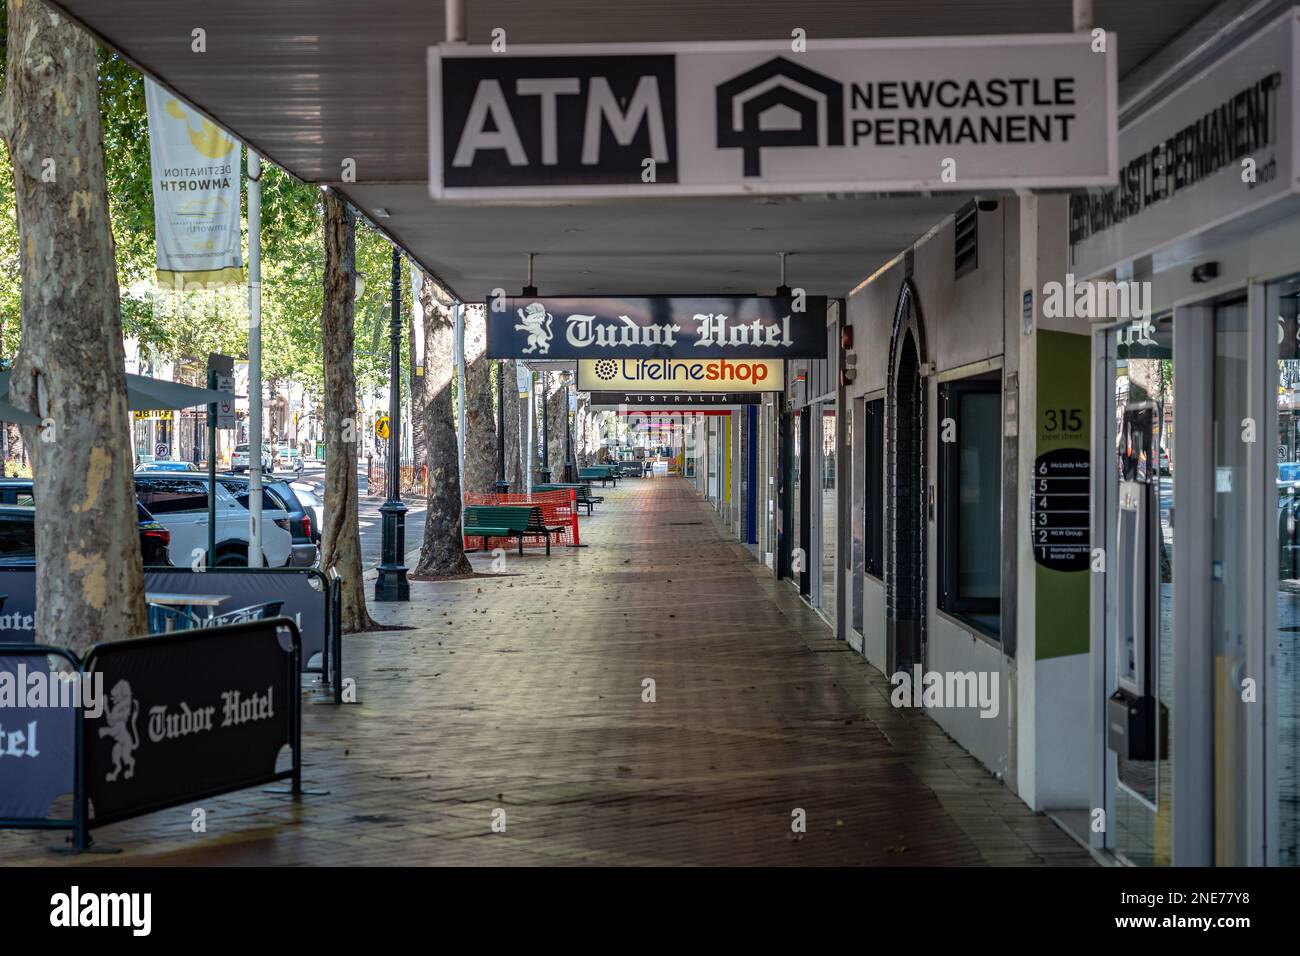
954, 202, 978, 278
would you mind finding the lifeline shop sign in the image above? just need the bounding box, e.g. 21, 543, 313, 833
578, 357, 785, 393
489, 296, 824, 360
429, 34, 1116, 199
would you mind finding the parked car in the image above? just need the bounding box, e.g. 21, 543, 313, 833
230, 443, 275, 474
0, 486, 173, 566
216, 474, 317, 567
289, 481, 323, 545
132, 473, 293, 567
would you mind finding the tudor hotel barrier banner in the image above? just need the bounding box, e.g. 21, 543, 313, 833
83, 621, 296, 826
429, 35, 1117, 199
144, 77, 244, 289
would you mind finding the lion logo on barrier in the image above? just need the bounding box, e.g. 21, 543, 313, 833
514, 302, 553, 355
100, 680, 140, 782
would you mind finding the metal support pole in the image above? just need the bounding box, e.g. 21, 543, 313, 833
207, 368, 218, 566
247, 148, 264, 567
563, 374, 575, 483
446, 0, 466, 44
495, 359, 509, 493
540, 371, 552, 483
376, 246, 410, 601
1072, 0, 1093, 32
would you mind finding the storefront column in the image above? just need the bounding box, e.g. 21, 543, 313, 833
1015, 192, 1092, 812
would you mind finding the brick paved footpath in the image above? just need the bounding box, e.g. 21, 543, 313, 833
0, 477, 1092, 866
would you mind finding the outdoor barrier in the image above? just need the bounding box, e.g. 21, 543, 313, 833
0, 566, 343, 702
463, 488, 579, 548
0, 646, 81, 838
0, 617, 302, 851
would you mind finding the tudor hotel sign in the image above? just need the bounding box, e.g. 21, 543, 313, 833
488, 296, 827, 360
429, 34, 1116, 199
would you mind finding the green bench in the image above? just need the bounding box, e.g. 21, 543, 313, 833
463, 505, 566, 555
533, 483, 602, 516
578, 465, 618, 488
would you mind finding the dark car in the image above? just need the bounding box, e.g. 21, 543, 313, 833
216, 474, 318, 567
0, 499, 172, 566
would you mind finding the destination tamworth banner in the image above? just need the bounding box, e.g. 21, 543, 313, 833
144, 78, 243, 290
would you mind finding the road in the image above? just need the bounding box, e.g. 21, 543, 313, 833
288, 458, 428, 570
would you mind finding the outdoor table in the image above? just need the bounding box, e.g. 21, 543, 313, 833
145, 591, 231, 622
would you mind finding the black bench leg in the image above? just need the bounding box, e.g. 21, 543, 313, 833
545, 532, 551, 556
517, 534, 524, 556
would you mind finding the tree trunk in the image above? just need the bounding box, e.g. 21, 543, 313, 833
501, 359, 523, 491
461, 304, 497, 494
545, 372, 566, 479
414, 278, 472, 576
319, 192, 376, 632
0, 0, 146, 652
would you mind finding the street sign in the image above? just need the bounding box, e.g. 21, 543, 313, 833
376, 416, 391, 440
429, 34, 1117, 199
155, 443, 170, 459
488, 296, 826, 360
207, 353, 236, 429
577, 357, 784, 393
588, 391, 761, 406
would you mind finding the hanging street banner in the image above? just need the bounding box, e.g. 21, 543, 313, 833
429, 34, 1116, 199
577, 357, 785, 393
144, 78, 244, 289
588, 391, 762, 406
490, 296, 825, 360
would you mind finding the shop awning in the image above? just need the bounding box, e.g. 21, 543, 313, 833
0, 371, 232, 416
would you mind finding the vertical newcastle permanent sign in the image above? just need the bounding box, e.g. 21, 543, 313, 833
429, 35, 1116, 199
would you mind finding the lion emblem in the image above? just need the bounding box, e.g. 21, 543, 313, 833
514, 302, 553, 355
99, 679, 140, 782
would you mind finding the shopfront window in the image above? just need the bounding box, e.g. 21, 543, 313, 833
791, 410, 802, 573
821, 404, 837, 614
937, 374, 1001, 636
1271, 273, 1300, 866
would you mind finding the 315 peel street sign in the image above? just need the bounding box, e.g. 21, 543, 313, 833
488, 295, 826, 360
429, 34, 1117, 199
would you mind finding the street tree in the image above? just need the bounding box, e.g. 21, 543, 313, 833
0, 0, 146, 649
319, 190, 376, 632
414, 278, 471, 577
462, 303, 497, 494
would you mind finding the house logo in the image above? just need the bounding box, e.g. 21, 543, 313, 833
514, 302, 553, 355
715, 56, 844, 176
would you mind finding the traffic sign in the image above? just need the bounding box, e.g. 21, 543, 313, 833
376, 415, 390, 441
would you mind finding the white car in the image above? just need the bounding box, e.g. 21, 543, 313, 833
230, 443, 275, 474
133, 474, 293, 567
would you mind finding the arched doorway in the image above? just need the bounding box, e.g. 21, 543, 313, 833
886, 280, 927, 676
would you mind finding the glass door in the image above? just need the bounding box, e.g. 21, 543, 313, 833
1103, 316, 1175, 866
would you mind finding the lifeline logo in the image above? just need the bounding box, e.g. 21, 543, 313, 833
577, 357, 784, 393
50, 886, 152, 936
890, 666, 1000, 719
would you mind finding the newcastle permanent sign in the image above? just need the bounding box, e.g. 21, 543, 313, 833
489, 296, 824, 360
429, 35, 1116, 199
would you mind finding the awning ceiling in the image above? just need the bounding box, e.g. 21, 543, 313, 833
48, 0, 1225, 300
